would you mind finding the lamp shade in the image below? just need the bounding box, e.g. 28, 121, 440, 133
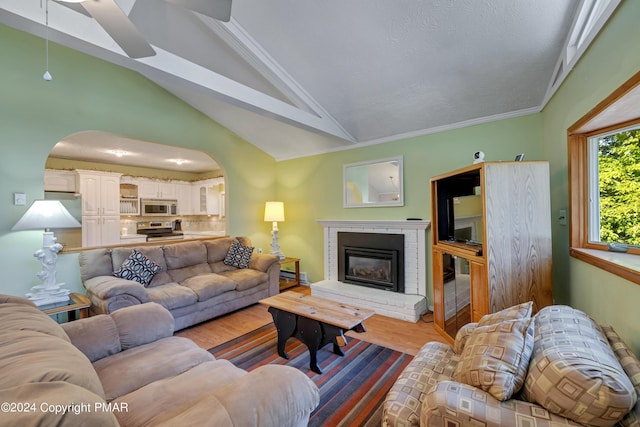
12, 200, 81, 231
264, 201, 285, 222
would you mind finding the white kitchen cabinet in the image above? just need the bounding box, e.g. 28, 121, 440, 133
76, 170, 121, 216
82, 215, 121, 247
138, 178, 176, 199
44, 169, 77, 192
76, 170, 122, 246
174, 182, 192, 215
191, 178, 223, 215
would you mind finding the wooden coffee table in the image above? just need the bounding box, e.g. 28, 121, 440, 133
259, 291, 375, 374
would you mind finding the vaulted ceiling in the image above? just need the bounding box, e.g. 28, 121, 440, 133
0, 0, 620, 161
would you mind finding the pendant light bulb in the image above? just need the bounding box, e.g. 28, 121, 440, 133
43, 71, 52, 81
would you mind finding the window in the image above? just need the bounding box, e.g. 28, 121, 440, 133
568, 71, 640, 285
588, 126, 640, 246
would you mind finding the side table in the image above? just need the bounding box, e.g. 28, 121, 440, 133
42, 292, 91, 322
278, 257, 300, 291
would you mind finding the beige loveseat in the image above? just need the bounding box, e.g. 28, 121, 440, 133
0, 295, 319, 426
80, 237, 280, 330
383, 304, 640, 427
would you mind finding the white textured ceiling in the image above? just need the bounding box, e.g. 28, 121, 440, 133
0, 1, 617, 162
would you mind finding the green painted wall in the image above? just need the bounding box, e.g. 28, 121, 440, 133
0, 24, 276, 297
3, 0, 640, 354
540, 0, 640, 353
276, 113, 543, 305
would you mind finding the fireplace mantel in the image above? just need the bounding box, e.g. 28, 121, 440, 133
314, 219, 431, 321
317, 219, 431, 230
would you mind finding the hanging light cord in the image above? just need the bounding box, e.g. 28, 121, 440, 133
43, 0, 52, 81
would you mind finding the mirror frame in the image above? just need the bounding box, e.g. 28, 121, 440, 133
343, 156, 404, 208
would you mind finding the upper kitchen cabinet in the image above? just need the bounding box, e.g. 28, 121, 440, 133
76, 170, 122, 216
138, 178, 176, 199
192, 178, 223, 215
175, 182, 193, 215
76, 170, 122, 247
44, 169, 77, 193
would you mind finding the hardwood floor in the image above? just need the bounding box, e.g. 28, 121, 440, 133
176, 286, 447, 356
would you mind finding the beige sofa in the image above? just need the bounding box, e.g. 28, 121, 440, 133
383, 304, 640, 427
0, 294, 319, 426
79, 237, 280, 330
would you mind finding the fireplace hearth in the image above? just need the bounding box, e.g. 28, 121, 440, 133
338, 232, 404, 293
315, 219, 430, 322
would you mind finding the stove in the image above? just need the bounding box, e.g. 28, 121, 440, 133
137, 221, 184, 242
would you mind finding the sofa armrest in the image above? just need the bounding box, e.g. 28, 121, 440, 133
211, 364, 320, 426
83, 276, 150, 314
61, 314, 122, 362
421, 381, 583, 427
248, 253, 279, 272
109, 303, 175, 350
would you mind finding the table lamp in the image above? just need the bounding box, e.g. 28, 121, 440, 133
12, 200, 81, 306
264, 201, 285, 259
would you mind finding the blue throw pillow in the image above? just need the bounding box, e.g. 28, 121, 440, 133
223, 240, 254, 269
113, 249, 161, 286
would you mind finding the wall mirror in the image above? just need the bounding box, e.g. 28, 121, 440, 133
343, 156, 403, 208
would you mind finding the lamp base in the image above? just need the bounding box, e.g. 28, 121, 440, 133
26, 283, 71, 307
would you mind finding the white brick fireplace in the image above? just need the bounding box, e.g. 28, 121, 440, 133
313, 219, 430, 322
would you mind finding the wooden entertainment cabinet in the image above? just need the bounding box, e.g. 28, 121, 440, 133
430, 161, 553, 342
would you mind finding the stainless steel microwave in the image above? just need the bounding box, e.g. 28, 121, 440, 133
140, 199, 177, 216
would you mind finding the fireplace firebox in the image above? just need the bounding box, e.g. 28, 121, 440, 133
338, 232, 404, 292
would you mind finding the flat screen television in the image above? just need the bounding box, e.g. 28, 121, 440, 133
450, 194, 483, 246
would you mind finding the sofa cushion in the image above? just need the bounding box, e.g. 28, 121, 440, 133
79, 248, 115, 283
93, 336, 215, 401
145, 283, 197, 310
223, 240, 254, 269
477, 301, 533, 327
112, 246, 171, 287
168, 262, 212, 284
382, 341, 459, 426
111, 360, 246, 427
205, 238, 235, 263
114, 249, 162, 286
0, 330, 106, 399
181, 273, 237, 301
218, 268, 268, 291
163, 241, 208, 270
0, 301, 71, 342
111, 303, 175, 350
453, 301, 534, 355
522, 305, 636, 427
453, 318, 534, 401
0, 382, 119, 427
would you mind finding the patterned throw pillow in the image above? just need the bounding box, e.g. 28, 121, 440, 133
453, 318, 534, 401
477, 301, 533, 327
223, 240, 254, 269
113, 249, 162, 286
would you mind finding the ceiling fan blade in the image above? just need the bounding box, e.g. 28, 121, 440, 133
166, 0, 232, 22
80, 0, 156, 58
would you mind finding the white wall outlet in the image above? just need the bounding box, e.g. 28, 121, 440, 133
14, 193, 26, 206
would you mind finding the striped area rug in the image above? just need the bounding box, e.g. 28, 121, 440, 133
209, 323, 412, 427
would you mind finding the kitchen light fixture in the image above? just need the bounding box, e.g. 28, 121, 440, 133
169, 159, 189, 166
12, 200, 81, 306
264, 201, 285, 259
108, 149, 128, 157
